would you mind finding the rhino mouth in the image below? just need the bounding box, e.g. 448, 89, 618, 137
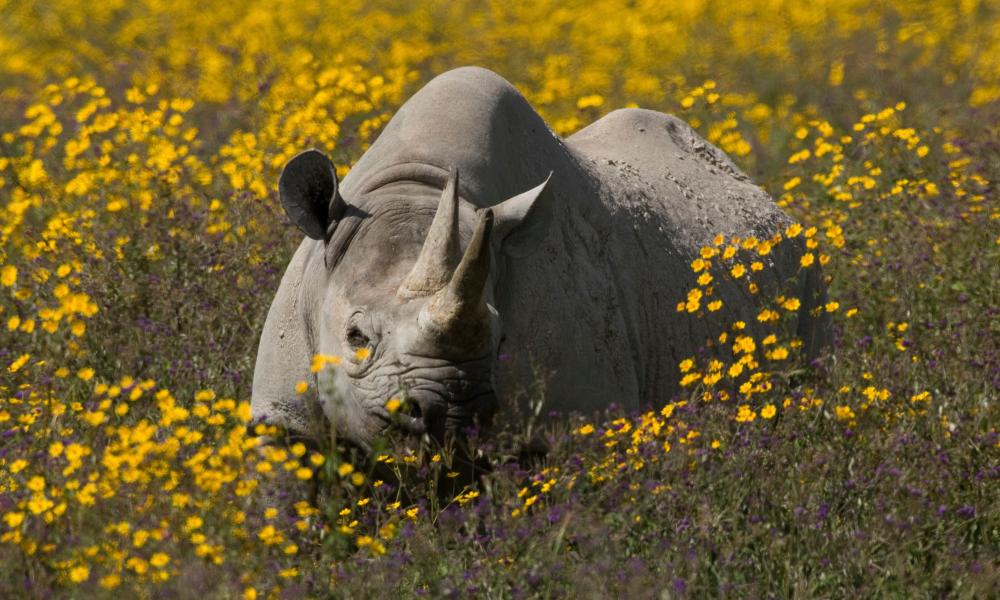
377, 382, 497, 441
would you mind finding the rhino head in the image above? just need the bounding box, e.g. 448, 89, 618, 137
268, 149, 551, 453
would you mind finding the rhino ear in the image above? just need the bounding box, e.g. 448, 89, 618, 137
278, 149, 348, 240
491, 173, 554, 258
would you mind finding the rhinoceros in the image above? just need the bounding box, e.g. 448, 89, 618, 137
251, 66, 829, 453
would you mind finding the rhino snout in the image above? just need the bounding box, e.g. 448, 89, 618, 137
400, 381, 496, 441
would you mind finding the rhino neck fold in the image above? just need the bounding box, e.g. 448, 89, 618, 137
348, 162, 453, 198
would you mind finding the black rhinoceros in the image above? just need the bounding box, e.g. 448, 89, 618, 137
251, 66, 829, 452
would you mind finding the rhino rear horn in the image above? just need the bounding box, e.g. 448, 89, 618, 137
278, 149, 347, 240
398, 168, 462, 298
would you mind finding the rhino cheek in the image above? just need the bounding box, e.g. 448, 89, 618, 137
316, 369, 386, 450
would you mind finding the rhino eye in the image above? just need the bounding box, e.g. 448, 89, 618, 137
346, 326, 370, 349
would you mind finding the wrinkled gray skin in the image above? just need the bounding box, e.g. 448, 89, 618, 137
251, 67, 830, 452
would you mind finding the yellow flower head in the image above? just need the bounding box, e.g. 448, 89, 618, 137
1, 265, 17, 287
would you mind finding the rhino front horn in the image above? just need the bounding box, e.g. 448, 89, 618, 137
398, 168, 462, 298
418, 208, 494, 351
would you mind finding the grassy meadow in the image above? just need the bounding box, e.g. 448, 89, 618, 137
1, 0, 999, 597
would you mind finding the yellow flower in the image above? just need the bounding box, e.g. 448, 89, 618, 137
680, 373, 701, 386
685, 288, 702, 312
800, 253, 815, 267
757, 309, 779, 322
338, 463, 354, 477
69, 565, 90, 583
126, 557, 148, 575
735, 405, 756, 423
1, 265, 17, 287
385, 398, 402, 413
730, 264, 746, 278
294, 380, 309, 394
835, 405, 855, 420
760, 404, 777, 419
767, 347, 789, 361
150, 553, 170, 567
28, 496, 54, 514
133, 530, 150, 548
3, 512, 25, 528
8, 354, 30, 373
310, 353, 341, 372
577, 424, 595, 435
354, 347, 371, 361
194, 389, 216, 402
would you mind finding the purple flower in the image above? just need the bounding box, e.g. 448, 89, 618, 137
673, 577, 687, 595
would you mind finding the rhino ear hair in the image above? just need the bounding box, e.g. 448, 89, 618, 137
491, 172, 554, 258
278, 149, 348, 240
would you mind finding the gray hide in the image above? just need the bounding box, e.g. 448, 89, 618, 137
251, 66, 830, 449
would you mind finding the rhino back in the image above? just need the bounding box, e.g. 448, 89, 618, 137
341, 66, 578, 211
560, 109, 829, 403
568, 108, 791, 252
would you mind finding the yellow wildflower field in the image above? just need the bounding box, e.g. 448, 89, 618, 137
1, 1, 998, 596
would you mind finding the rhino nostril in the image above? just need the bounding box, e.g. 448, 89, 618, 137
409, 400, 423, 420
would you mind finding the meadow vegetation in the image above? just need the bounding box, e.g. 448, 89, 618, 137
1, 1, 998, 597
